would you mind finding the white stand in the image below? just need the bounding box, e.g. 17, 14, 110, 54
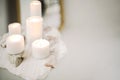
0, 27, 67, 80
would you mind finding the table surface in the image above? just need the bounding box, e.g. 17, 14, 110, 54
0, 0, 120, 80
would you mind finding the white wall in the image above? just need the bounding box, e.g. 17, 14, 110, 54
46, 0, 120, 80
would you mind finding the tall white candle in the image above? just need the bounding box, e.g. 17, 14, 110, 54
30, 0, 41, 16
26, 16, 43, 44
8, 23, 21, 35
32, 39, 50, 59
6, 35, 24, 54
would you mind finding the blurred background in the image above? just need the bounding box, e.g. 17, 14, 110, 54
0, 0, 120, 80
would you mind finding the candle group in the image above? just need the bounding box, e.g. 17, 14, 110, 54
6, 0, 50, 59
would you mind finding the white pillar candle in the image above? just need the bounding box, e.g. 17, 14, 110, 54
26, 16, 43, 44
6, 35, 24, 54
32, 39, 50, 59
30, 0, 41, 16
8, 23, 21, 35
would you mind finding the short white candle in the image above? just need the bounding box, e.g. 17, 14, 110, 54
26, 16, 43, 44
30, 0, 41, 16
8, 23, 21, 35
6, 35, 24, 54
32, 39, 50, 59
